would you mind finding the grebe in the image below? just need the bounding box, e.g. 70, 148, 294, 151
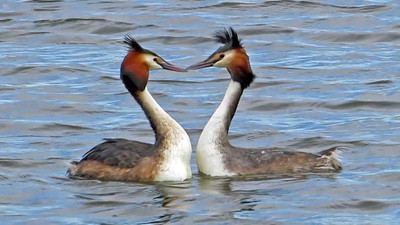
187, 28, 342, 177
68, 36, 192, 182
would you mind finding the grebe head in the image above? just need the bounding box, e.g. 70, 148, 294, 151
186, 27, 255, 88
121, 36, 186, 93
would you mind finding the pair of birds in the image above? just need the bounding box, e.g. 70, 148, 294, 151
68, 28, 342, 182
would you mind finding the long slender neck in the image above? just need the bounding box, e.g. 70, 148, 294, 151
201, 80, 243, 145
121, 75, 192, 181
133, 87, 185, 145
134, 87, 192, 181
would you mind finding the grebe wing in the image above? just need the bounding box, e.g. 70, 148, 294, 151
80, 138, 155, 168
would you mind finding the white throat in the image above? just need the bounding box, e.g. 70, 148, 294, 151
196, 80, 243, 176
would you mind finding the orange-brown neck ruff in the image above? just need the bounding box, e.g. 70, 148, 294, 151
121, 51, 149, 92
227, 49, 254, 89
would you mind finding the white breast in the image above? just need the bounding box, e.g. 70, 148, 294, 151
154, 122, 193, 181
196, 125, 235, 177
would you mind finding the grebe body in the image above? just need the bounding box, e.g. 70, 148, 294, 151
68, 36, 192, 182
188, 28, 342, 177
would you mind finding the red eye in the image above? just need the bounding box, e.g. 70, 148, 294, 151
153, 58, 158, 62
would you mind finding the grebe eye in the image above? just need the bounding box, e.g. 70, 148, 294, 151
220, 54, 225, 58
153, 58, 158, 62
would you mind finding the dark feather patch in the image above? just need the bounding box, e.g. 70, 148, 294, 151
123, 35, 143, 52
214, 27, 243, 49
80, 138, 156, 168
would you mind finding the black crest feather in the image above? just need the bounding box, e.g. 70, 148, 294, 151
123, 35, 143, 52
214, 27, 243, 50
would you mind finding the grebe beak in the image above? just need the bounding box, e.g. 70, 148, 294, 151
186, 53, 224, 70
157, 60, 187, 72
186, 60, 214, 70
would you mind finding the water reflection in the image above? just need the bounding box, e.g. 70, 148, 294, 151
154, 181, 194, 210
198, 172, 340, 196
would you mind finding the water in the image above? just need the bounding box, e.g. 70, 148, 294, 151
1, 0, 400, 224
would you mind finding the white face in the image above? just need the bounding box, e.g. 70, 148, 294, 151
143, 54, 163, 70
213, 50, 235, 68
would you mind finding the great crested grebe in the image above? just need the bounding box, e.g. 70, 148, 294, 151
187, 28, 342, 177
68, 36, 192, 182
